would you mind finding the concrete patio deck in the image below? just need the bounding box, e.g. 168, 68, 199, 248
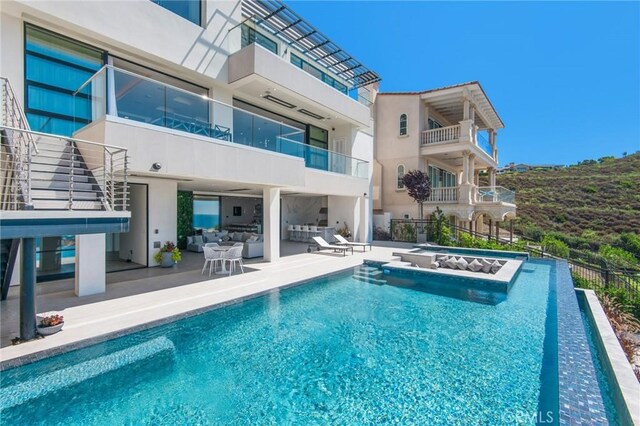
0, 243, 408, 368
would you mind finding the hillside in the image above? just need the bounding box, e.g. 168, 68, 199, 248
495, 153, 640, 238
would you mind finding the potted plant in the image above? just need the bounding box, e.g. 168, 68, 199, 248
337, 222, 352, 240
154, 241, 182, 267
37, 314, 64, 336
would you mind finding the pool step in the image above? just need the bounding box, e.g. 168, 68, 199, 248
352, 267, 387, 285
0, 336, 175, 410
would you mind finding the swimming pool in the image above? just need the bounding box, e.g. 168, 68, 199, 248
0, 260, 620, 424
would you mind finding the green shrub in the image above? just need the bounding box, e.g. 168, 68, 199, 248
598, 245, 638, 269
541, 235, 570, 258
619, 232, 640, 259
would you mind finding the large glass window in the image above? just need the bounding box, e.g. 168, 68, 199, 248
428, 165, 457, 188
307, 125, 329, 171
241, 24, 278, 54
428, 118, 443, 130
193, 196, 220, 231
25, 25, 104, 136
151, 0, 201, 26
290, 53, 348, 95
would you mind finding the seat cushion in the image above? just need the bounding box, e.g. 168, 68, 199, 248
468, 259, 483, 272
444, 257, 457, 269
232, 232, 245, 242
480, 258, 493, 273
455, 257, 469, 270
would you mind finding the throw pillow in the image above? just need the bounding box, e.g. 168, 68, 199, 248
219, 230, 229, 236
437, 256, 449, 267
490, 260, 502, 274
222, 235, 231, 242
480, 258, 492, 273
247, 236, 258, 242
445, 257, 457, 269
193, 235, 204, 245
187, 236, 194, 245
233, 233, 244, 242
455, 257, 469, 270
202, 232, 215, 242
468, 259, 483, 272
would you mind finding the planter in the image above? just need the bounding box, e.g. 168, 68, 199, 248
37, 322, 64, 336
160, 252, 175, 268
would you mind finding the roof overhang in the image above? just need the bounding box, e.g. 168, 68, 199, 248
420, 82, 504, 130
241, 0, 381, 89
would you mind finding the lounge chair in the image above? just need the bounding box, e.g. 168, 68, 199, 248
333, 234, 372, 252
308, 236, 353, 256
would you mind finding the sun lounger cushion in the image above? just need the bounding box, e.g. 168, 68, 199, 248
437, 256, 450, 267
490, 260, 502, 274
468, 259, 483, 272
444, 257, 457, 269
455, 257, 469, 270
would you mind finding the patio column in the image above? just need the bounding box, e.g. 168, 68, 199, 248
263, 187, 281, 262
20, 237, 37, 340
488, 167, 496, 187
468, 154, 476, 185
75, 234, 106, 296
463, 98, 470, 120
462, 151, 470, 184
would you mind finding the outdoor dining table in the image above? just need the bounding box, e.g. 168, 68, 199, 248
211, 246, 233, 274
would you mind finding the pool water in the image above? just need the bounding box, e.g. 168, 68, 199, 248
2, 262, 557, 425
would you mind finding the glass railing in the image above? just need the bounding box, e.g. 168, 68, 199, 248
73, 66, 369, 178
476, 130, 493, 158
227, 21, 371, 106
476, 186, 516, 204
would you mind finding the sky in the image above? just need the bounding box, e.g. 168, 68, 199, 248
289, 1, 640, 166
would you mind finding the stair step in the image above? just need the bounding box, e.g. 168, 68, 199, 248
31, 180, 96, 192
358, 266, 380, 273
355, 269, 382, 277
352, 275, 387, 285
32, 189, 100, 201
32, 172, 90, 183
32, 199, 103, 210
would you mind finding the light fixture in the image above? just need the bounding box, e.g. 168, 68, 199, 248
298, 108, 324, 120
264, 94, 296, 109
151, 162, 162, 171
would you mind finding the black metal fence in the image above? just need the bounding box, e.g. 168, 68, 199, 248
387, 219, 640, 297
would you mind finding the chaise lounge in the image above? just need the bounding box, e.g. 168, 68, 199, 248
308, 236, 354, 256
333, 234, 372, 252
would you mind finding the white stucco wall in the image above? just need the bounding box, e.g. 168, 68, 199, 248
118, 183, 148, 266
146, 179, 177, 267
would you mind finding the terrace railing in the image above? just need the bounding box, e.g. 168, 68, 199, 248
421, 124, 460, 145
475, 186, 515, 204
74, 66, 369, 179
426, 187, 459, 203
475, 130, 493, 158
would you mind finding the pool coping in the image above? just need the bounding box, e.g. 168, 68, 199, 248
413, 244, 529, 259
577, 288, 640, 425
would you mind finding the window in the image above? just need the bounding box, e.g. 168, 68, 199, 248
290, 53, 349, 95
428, 118, 443, 130
399, 114, 408, 136
307, 125, 329, 171
241, 24, 278, 54
428, 165, 456, 188
193, 196, 220, 230
24, 25, 104, 136
397, 164, 406, 189
151, 0, 201, 26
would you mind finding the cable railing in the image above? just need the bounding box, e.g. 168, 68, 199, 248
1, 126, 128, 211
1, 77, 38, 209
73, 66, 369, 178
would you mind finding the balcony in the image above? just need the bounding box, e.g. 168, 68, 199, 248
73, 66, 368, 179
475, 186, 515, 205
426, 187, 459, 203
420, 121, 497, 163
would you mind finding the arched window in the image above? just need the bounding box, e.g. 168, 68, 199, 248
397, 164, 405, 189
399, 114, 407, 136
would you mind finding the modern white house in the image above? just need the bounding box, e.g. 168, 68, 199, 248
372, 82, 516, 238
0, 0, 379, 338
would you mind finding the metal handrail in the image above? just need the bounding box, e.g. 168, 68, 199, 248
0, 126, 129, 211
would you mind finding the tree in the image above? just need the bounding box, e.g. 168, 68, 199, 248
401, 169, 432, 220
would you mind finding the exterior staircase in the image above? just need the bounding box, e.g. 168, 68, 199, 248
352, 265, 387, 285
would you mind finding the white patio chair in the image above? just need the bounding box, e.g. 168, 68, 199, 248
204, 242, 219, 248
293, 225, 302, 241
301, 225, 310, 242
201, 246, 223, 276
287, 224, 294, 241
309, 225, 320, 239
222, 246, 244, 276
